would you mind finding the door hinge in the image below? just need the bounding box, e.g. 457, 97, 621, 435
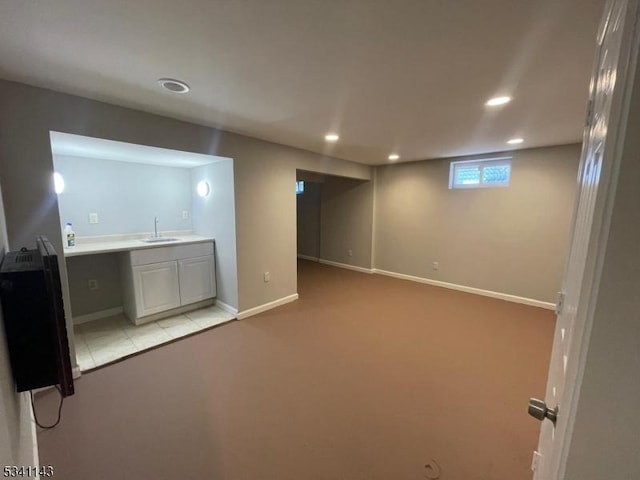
555, 292, 565, 315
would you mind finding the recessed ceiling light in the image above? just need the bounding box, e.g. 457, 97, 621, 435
485, 96, 512, 106
324, 133, 339, 142
388, 154, 400, 161
158, 78, 190, 94
507, 138, 524, 144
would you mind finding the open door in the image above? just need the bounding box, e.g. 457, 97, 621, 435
529, 0, 640, 478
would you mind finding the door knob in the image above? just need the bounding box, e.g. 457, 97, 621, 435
528, 398, 558, 425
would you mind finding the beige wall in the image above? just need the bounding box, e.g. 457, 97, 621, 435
219, 135, 370, 312
296, 170, 327, 184
0, 80, 371, 318
0, 184, 37, 467
320, 176, 374, 269
374, 144, 581, 303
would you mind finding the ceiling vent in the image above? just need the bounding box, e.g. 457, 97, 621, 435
157, 78, 190, 94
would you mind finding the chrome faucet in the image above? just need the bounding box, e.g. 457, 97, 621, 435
154, 216, 160, 238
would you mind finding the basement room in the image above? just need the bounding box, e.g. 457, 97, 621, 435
1, 1, 640, 480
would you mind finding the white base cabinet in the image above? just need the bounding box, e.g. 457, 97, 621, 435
133, 261, 181, 317
178, 256, 215, 305
121, 241, 216, 323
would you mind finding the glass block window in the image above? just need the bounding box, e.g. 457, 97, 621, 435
455, 166, 481, 185
296, 180, 305, 195
450, 157, 511, 189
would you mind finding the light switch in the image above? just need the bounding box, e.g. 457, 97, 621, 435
89, 213, 99, 224
182, 210, 190, 219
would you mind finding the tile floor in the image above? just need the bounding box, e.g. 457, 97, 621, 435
73, 305, 235, 371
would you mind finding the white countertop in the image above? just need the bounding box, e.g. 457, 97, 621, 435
63, 232, 214, 257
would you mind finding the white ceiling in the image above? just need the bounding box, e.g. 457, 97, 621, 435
0, 0, 604, 165
50, 132, 226, 168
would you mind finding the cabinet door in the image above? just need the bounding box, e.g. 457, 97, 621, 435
133, 261, 181, 317
178, 255, 216, 305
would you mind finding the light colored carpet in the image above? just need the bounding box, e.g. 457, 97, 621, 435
36, 260, 554, 480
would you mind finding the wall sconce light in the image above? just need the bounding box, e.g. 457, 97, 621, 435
53, 172, 65, 194
197, 180, 210, 197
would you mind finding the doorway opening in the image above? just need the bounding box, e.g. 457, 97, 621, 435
294, 169, 375, 298
296, 171, 323, 262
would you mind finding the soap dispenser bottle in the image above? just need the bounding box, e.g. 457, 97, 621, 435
64, 223, 75, 247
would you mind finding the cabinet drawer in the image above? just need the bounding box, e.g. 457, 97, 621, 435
130, 242, 214, 266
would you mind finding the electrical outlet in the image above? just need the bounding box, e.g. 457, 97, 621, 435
264, 272, 270, 283
348, 249, 353, 257
89, 213, 99, 224
88, 279, 99, 290
182, 210, 190, 219
432, 261, 439, 271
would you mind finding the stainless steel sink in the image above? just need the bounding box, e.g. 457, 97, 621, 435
141, 237, 180, 243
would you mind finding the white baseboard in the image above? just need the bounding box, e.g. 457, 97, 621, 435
318, 259, 374, 274
215, 299, 238, 316
73, 306, 124, 325
373, 269, 556, 310
297, 254, 320, 262
237, 293, 299, 320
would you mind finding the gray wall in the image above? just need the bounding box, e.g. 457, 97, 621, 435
374, 144, 581, 303
66, 254, 122, 318
54, 155, 192, 236
0, 80, 371, 319
296, 182, 321, 259
320, 176, 374, 269
0, 184, 37, 467
191, 160, 238, 309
